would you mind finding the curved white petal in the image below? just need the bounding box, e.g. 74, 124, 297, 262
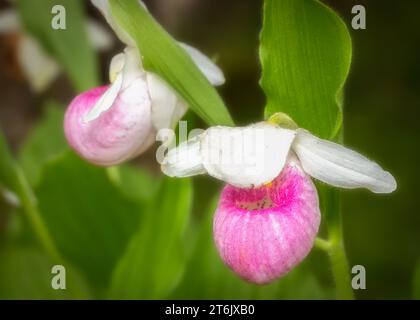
109, 52, 125, 83
292, 129, 397, 193
0, 9, 20, 33
161, 134, 206, 177
179, 42, 225, 86
18, 35, 60, 93
162, 124, 297, 187
201, 124, 296, 188
146, 72, 188, 130
86, 19, 114, 50
83, 72, 123, 123
83, 47, 143, 122
119, 47, 144, 88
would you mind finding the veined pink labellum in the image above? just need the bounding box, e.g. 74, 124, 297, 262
213, 157, 320, 284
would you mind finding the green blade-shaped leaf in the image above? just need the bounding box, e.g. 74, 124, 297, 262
0, 246, 91, 299
19, 102, 68, 186
35, 151, 143, 291
0, 129, 63, 264
16, 0, 99, 91
108, 165, 162, 204
260, 0, 352, 139
109, 178, 192, 299
109, 0, 233, 126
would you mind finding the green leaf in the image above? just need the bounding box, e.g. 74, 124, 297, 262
19, 102, 68, 186
109, 178, 192, 299
0, 129, 64, 264
108, 165, 162, 204
109, 0, 234, 126
172, 197, 332, 299
260, 0, 352, 139
255, 262, 334, 299
35, 151, 143, 291
16, 0, 99, 91
0, 246, 91, 299
0, 130, 18, 192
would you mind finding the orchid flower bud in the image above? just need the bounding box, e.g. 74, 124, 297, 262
162, 114, 396, 284
64, 48, 154, 166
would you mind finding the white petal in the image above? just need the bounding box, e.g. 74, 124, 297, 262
109, 52, 125, 83
292, 129, 397, 193
119, 47, 144, 88
201, 123, 296, 188
147, 72, 188, 130
179, 42, 225, 86
84, 47, 144, 122
161, 135, 206, 177
109, 47, 144, 84
18, 35, 60, 93
83, 72, 123, 122
86, 19, 114, 51
0, 9, 20, 33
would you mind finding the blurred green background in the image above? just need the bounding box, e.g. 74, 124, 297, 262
0, 0, 419, 299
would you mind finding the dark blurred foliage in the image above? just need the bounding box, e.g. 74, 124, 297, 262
0, 0, 419, 299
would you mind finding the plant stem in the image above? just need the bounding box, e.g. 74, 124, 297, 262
314, 237, 332, 252
106, 166, 121, 184
14, 166, 63, 263
14, 166, 89, 299
315, 233, 353, 299
328, 224, 354, 300
322, 186, 354, 300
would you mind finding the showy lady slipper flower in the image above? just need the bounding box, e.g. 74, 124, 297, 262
161, 113, 396, 284
64, 0, 225, 166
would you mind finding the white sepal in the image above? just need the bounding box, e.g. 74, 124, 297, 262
161, 135, 206, 177
109, 52, 125, 83
146, 73, 188, 130
83, 47, 143, 122
119, 47, 144, 88
178, 42, 225, 86
200, 124, 296, 188
83, 71, 123, 123
292, 129, 397, 193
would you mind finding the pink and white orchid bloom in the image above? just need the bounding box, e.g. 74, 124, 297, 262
161, 115, 396, 284
64, 0, 225, 166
